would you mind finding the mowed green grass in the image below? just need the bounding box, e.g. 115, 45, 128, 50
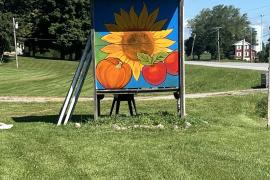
0, 57, 262, 97
0, 94, 270, 179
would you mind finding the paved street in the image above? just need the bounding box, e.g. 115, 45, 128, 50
186, 61, 269, 71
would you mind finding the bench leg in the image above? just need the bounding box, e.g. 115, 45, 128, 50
116, 100, 121, 115
128, 100, 134, 116
131, 98, 137, 115
110, 99, 116, 116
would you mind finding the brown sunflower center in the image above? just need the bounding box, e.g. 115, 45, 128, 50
121, 31, 154, 61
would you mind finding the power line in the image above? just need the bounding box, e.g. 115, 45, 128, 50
249, 13, 270, 20
17, 37, 88, 41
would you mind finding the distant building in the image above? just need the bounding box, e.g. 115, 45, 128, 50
233, 40, 256, 61
16, 42, 24, 55
3, 42, 24, 56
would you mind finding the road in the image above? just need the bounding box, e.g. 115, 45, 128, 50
186, 61, 268, 71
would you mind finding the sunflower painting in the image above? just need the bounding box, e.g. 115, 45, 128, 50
94, 0, 180, 90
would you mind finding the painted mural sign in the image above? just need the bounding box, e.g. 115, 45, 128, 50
94, 0, 180, 91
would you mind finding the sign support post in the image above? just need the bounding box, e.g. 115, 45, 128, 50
179, 0, 186, 118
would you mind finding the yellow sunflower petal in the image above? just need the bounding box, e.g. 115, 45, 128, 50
115, 13, 128, 29
155, 39, 175, 47
150, 19, 167, 30
132, 62, 142, 80
106, 51, 124, 59
126, 59, 134, 68
146, 8, 159, 29
101, 33, 122, 44
152, 29, 173, 39
119, 55, 128, 63
110, 32, 124, 36
129, 7, 139, 29
139, 63, 144, 71
101, 44, 122, 53
138, 3, 148, 29
153, 47, 173, 54
105, 24, 120, 32
120, 9, 132, 29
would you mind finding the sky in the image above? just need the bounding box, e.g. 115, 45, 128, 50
185, 0, 270, 41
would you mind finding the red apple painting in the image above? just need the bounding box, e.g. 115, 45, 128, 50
165, 51, 179, 75
142, 62, 167, 86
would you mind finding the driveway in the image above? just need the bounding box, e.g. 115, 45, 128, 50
186, 61, 268, 71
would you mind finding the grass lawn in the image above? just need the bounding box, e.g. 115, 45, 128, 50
1, 94, 270, 179
0, 57, 262, 97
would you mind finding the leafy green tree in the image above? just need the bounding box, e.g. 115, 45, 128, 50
265, 44, 269, 62
0, 0, 36, 59
188, 5, 253, 59
0, 12, 13, 62
23, 0, 91, 60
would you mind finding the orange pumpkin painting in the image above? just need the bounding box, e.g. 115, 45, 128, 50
96, 58, 132, 89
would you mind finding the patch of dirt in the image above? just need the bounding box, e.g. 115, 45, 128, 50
0, 89, 266, 103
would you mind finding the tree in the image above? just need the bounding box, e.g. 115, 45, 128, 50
188, 5, 252, 59
23, 0, 91, 60
0, 12, 13, 62
0, 0, 36, 59
265, 43, 269, 62
1, 0, 91, 60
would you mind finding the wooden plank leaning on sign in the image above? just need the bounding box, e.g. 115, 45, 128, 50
57, 34, 93, 126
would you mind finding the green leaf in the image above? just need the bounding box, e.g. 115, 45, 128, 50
137, 53, 153, 65
153, 52, 169, 63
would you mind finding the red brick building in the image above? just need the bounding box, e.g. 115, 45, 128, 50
233, 40, 256, 61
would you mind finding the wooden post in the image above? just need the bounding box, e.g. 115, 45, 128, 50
179, 0, 186, 118
90, 2, 99, 121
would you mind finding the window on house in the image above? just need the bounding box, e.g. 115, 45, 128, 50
237, 52, 241, 57
246, 52, 249, 56
237, 45, 241, 50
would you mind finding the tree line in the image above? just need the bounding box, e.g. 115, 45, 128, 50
1, 2, 269, 61
185, 5, 269, 61
0, 0, 90, 60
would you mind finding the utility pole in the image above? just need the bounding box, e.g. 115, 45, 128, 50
13, 17, 19, 69
191, 33, 196, 60
214, 27, 222, 62
260, 14, 264, 52
250, 28, 253, 62
242, 28, 246, 61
